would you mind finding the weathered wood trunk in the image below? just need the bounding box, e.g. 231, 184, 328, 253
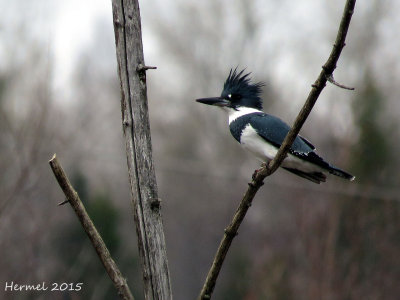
111, 1, 173, 299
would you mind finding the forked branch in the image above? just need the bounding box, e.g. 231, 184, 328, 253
198, 1, 357, 299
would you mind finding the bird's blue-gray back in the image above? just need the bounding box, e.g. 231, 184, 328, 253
230, 112, 315, 154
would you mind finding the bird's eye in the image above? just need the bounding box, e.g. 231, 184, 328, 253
230, 94, 241, 101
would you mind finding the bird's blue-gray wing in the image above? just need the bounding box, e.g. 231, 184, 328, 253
239, 113, 354, 181
249, 113, 337, 171
249, 113, 315, 154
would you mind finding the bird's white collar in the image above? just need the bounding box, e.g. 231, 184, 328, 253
226, 107, 263, 125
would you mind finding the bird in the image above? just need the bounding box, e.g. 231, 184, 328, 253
196, 68, 355, 184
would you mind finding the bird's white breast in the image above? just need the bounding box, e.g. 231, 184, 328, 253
240, 124, 278, 161
240, 124, 324, 173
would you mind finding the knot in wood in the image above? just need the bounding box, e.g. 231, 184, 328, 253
224, 228, 237, 238
123, 118, 131, 127
113, 18, 123, 27
248, 182, 256, 188
150, 198, 161, 211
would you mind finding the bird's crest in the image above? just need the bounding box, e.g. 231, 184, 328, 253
222, 68, 265, 110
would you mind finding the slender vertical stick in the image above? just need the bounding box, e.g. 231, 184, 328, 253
49, 154, 134, 300
111, 1, 173, 299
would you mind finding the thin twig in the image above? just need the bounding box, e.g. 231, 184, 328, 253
197, 1, 357, 299
136, 64, 157, 71
327, 74, 355, 90
49, 154, 135, 300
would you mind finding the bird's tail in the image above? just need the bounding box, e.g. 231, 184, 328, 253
328, 165, 355, 181
283, 167, 326, 184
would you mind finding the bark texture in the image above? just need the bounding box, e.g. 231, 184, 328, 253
111, 1, 172, 299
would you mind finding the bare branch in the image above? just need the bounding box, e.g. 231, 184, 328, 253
49, 154, 134, 300
198, 1, 357, 299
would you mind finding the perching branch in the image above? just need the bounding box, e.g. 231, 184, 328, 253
49, 154, 134, 300
111, 0, 172, 299
197, 1, 357, 299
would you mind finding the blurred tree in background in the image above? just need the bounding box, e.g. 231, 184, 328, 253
329, 73, 400, 300
351, 73, 395, 183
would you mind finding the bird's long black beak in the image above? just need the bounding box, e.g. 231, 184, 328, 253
196, 97, 229, 107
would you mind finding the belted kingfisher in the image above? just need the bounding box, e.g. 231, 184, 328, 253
196, 68, 355, 184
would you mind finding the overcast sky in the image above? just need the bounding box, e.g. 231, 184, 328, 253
2, 0, 399, 123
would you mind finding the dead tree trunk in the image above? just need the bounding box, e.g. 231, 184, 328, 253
111, 1, 172, 299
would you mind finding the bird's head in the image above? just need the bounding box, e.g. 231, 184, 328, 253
196, 68, 265, 111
